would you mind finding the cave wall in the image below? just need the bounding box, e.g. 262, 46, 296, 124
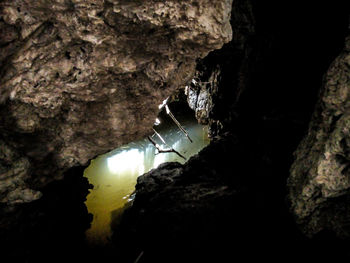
288, 36, 350, 238
189, 0, 350, 140
113, 2, 350, 261
0, 0, 233, 204
187, 0, 255, 135
188, 0, 350, 238
0, 0, 350, 261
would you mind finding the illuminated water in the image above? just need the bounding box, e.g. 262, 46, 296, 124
84, 119, 210, 244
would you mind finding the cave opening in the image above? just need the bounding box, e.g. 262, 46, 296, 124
83, 91, 210, 245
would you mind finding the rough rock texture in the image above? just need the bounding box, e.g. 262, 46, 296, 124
113, 3, 350, 262
0, 0, 233, 204
0, 140, 41, 204
186, 0, 255, 136
1, 0, 350, 261
288, 35, 350, 238
186, 66, 221, 125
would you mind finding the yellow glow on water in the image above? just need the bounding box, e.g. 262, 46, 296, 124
107, 149, 145, 175
84, 121, 209, 245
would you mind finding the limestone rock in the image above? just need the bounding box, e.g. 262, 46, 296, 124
288, 35, 350, 238
186, 0, 255, 136
186, 67, 220, 126
0, 140, 42, 204
0, 0, 233, 203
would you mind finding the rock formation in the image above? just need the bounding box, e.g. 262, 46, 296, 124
288, 35, 350, 238
113, 136, 263, 262
1, 0, 350, 261
0, 0, 233, 204
186, 0, 255, 137
113, 2, 350, 262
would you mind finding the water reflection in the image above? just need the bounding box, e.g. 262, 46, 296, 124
84, 120, 209, 244
107, 149, 145, 175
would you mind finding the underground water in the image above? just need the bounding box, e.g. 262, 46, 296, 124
83, 111, 210, 244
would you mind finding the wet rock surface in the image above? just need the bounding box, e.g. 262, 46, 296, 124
288, 35, 350, 238
0, 0, 233, 204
